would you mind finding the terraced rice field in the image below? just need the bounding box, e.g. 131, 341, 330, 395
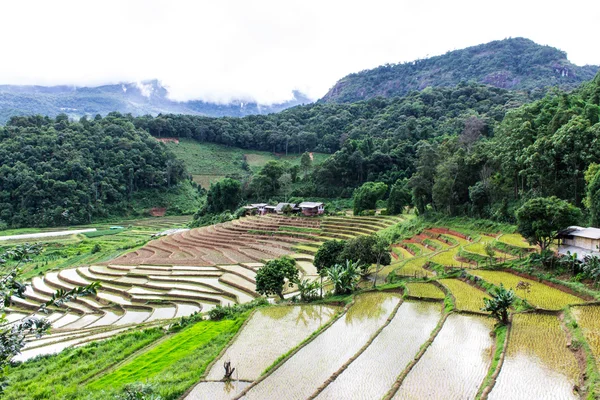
204, 305, 338, 381
439, 279, 490, 313
404, 282, 445, 300
7, 215, 398, 359
497, 233, 535, 249
430, 247, 470, 268
489, 313, 579, 400
572, 305, 600, 368
240, 292, 401, 400
316, 301, 441, 400
392, 314, 494, 399
186, 381, 251, 400
470, 270, 584, 310
394, 257, 433, 278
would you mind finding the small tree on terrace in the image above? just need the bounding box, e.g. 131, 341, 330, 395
314, 240, 346, 298
482, 284, 515, 325
340, 235, 391, 277
255, 256, 299, 300
516, 196, 582, 252
387, 178, 412, 215
353, 182, 388, 216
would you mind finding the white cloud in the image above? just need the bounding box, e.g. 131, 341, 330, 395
0, 0, 598, 104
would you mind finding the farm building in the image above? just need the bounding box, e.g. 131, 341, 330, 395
274, 203, 298, 214
298, 202, 324, 216
557, 226, 600, 259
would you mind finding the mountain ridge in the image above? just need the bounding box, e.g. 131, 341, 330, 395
0, 80, 311, 124
321, 37, 599, 103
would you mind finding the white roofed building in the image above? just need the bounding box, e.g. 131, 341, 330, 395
557, 226, 600, 260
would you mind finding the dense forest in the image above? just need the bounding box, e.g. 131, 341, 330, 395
321, 38, 599, 103
0, 113, 187, 227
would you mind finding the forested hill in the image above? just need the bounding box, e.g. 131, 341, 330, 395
0, 80, 311, 124
321, 38, 599, 103
0, 113, 190, 227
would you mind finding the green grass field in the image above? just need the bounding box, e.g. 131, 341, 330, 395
165, 139, 328, 188
3, 328, 165, 400
86, 316, 247, 399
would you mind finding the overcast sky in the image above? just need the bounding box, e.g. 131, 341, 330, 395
1, 0, 598, 104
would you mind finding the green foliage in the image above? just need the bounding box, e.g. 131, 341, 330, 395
3, 328, 164, 400
516, 196, 582, 251
87, 318, 245, 399
340, 234, 392, 273
585, 163, 600, 226
300, 152, 312, 177
255, 256, 299, 299
116, 383, 163, 400
0, 113, 187, 227
481, 284, 516, 325
326, 260, 361, 295
208, 297, 269, 321
314, 240, 346, 272
353, 182, 388, 215
322, 38, 598, 103
205, 178, 242, 214
387, 178, 411, 215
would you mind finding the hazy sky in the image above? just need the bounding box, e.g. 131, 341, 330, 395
1, 0, 598, 104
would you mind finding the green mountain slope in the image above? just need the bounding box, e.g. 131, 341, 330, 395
321, 38, 598, 103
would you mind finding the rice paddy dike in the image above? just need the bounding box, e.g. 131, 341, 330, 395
6, 215, 600, 399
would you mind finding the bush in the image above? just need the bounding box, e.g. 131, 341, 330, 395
360, 210, 376, 216
208, 297, 269, 321
116, 383, 163, 400
379, 208, 388, 215
91, 243, 102, 254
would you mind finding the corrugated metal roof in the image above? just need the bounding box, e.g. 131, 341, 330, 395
564, 226, 600, 240
299, 202, 323, 208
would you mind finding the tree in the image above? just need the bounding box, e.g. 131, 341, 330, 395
516, 196, 582, 251
584, 163, 600, 226
372, 236, 391, 287
0, 243, 99, 392
314, 240, 346, 273
206, 178, 242, 214
481, 284, 515, 325
255, 256, 299, 300
387, 178, 412, 215
353, 182, 388, 215
300, 152, 312, 177
340, 235, 391, 276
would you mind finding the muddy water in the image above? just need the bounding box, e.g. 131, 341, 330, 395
488, 313, 579, 400
186, 381, 251, 400
316, 301, 441, 400
392, 313, 494, 399
206, 305, 337, 381
241, 292, 401, 400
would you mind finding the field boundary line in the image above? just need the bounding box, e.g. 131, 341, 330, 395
382, 304, 449, 400
306, 295, 405, 399
179, 309, 258, 399
231, 298, 356, 400
478, 317, 511, 399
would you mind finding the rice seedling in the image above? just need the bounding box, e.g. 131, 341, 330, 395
571, 305, 600, 367
395, 257, 433, 278
205, 305, 337, 381
316, 301, 441, 399
497, 233, 535, 249
392, 314, 494, 399
430, 247, 466, 268
489, 313, 579, 400
242, 292, 401, 400
405, 282, 445, 299
439, 279, 490, 313
470, 270, 584, 310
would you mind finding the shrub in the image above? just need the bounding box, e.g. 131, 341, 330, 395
208, 297, 269, 321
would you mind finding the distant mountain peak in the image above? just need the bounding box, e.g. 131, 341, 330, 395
0, 80, 311, 123
321, 37, 599, 103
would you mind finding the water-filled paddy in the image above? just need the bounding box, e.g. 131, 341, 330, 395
241, 292, 401, 400
316, 301, 441, 399
206, 305, 337, 381
185, 381, 251, 400
392, 314, 494, 399
489, 313, 579, 400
